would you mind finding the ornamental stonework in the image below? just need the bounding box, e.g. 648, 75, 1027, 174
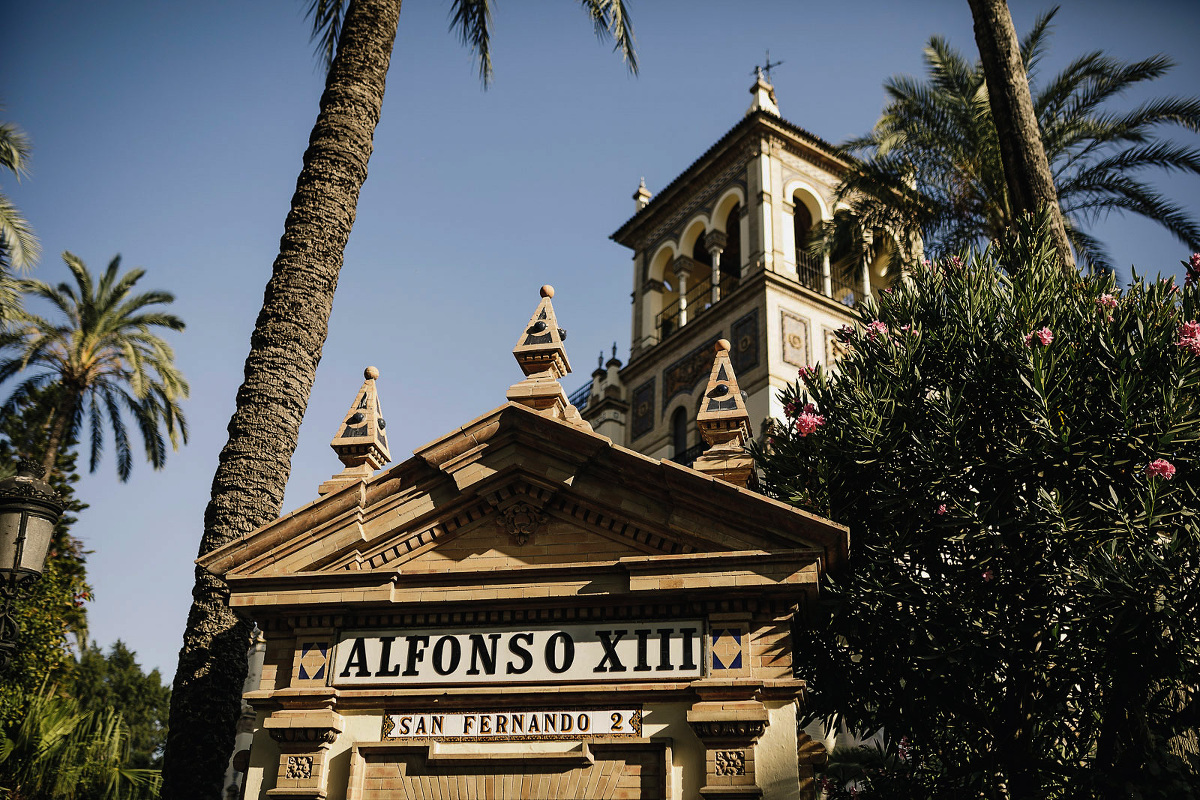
715, 750, 747, 776
731, 310, 760, 374
285, 756, 313, 780
631, 378, 655, 439
496, 501, 547, 546
781, 310, 811, 368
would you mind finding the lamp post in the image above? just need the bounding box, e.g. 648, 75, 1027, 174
0, 460, 64, 668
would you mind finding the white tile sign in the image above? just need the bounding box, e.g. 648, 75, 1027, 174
382, 708, 642, 741
333, 621, 704, 686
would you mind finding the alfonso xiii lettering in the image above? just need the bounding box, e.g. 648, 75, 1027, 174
334, 621, 704, 685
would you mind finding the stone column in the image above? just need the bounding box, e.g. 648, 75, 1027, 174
822, 252, 833, 298
640, 279, 664, 346
705, 230, 727, 304
688, 682, 769, 799
263, 709, 343, 800
673, 257, 693, 328
861, 228, 874, 300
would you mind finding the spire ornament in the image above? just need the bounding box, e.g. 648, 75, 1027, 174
318, 366, 391, 495
507, 286, 591, 430
692, 340, 754, 487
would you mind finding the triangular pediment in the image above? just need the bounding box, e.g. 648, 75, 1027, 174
200, 403, 847, 583
221, 475, 704, 579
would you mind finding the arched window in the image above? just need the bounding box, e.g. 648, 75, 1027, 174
793, 196, 820, 290
691, 235, 713, 268
722, 205, 742, 280
671, 407, 688, 457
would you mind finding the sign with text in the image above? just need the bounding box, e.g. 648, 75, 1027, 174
333, 621, 704, 686
382, 708, 642, 741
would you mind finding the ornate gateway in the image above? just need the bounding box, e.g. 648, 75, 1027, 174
200, 288, 847, 800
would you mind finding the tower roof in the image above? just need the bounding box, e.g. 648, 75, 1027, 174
610, 95, 848, 248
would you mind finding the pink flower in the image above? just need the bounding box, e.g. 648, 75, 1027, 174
867, 320, 889, 341
1024, 327, 1053, 347
982, 569, 994, 582
1096, 294, 1117, 310
935, 504, 947, 515
797, 365, 815, 382
922, 258, 932, 267
795, 404, 826, 437
784, 400, 798, 417
836, 324, 854, 342
1146, 459, 1176, 480
1179, 321, 1200, 356
1188, 253, 1200, 286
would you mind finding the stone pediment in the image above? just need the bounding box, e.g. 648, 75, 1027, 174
199, 403, 846, 592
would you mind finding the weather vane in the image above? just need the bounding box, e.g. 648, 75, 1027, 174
753, 50, 784, 83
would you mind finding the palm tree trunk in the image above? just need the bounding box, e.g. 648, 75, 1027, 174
966, 0, 1075, 270
40, 388, 78, 479
161, 1, 402, 795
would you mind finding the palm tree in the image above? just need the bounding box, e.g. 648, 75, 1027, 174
163, 1, 637, 794
0, 252, 188, 481
967, 0, 1073, 269
0, 684, 160, 799
816, 9, 1200, 274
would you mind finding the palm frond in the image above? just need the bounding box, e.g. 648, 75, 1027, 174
306, 0, 347, 73
449, 0, 494, 86
579, 0, 638, 75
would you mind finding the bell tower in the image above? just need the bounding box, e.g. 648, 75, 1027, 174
576, 74, 898, 462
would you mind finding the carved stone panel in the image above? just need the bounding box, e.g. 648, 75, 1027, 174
731, 310, 760, 375
285, 756, 313, 779
631, 379, 655, 440
715, 750, 746, 776
780, 310, 811, 368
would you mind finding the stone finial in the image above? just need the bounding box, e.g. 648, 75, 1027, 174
692, 340, 754, 487
747, 73, 780, 117
507, 286, 591, 431
318, 366, 391, 495
633, 177, 652, 211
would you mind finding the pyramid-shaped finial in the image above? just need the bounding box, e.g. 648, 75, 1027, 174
692, 339, 754, 486
318, 366, 391, 495
507, 285, 591, 431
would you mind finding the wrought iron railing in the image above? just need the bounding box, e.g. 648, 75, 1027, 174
795, 250, 825, 294
830, 270, 864, 306
656, 275, 714, 341
567, 382, 592, 411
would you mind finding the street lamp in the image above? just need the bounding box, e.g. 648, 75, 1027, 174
0, 461, 64, 668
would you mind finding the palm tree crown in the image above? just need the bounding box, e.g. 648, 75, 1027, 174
0, 252, 188, 481
821, 9, 1200, 273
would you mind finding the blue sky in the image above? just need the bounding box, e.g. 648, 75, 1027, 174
4, 0, 1199, 678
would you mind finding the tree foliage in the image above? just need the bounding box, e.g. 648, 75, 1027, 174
818, 9, 1200, 275
72, 642, 169, 770
758, 217, 1200, 797
0, 252, 188, 481
0, 113, 38, 276
0, 684, 159, 800
0, 385, 88, 729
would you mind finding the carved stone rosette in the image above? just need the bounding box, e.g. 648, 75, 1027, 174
496, 501, 548, 546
